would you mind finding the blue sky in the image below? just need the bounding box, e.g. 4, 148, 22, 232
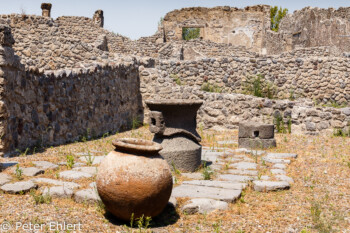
0, 0, 349, 40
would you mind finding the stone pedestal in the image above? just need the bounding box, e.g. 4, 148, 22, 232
145, 99, 203, 172
238, 122, 276, 149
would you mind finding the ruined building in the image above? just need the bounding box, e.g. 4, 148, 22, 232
0, 3, 349, 155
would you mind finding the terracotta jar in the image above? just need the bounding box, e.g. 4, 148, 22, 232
96, 138, 173, 221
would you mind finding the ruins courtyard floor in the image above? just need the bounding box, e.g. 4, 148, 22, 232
0, 126, 349, 232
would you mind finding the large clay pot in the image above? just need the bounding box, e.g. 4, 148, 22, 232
96, 138, 173, 221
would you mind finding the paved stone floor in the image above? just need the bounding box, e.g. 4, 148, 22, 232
0, 143, 298, 215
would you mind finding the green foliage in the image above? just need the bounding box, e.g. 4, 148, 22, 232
270, 6, 288, 32
84, 152, 95, 166
202, 162, 214, 180
310, 201, 333, 233
274, 115, 292, 134
321, 100, 347, 109
182, 28, 200, 41
171, 162, 181, 175
333, 128, 350, 137
136, 215, 152, 232
132, 116, 142, 130
201, 82, 222, 93
170, 74, 182, 85
30, 190, 52, 205
15, 164, 23, 180
66, 154, 75, 169
243, 74, 276, 99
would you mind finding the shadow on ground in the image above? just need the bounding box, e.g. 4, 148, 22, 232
104, 203, 180, 229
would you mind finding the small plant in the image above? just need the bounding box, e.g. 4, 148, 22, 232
333, 128, 350, 137
30, 190, 52, 205
66, 154, 75, 169
289, 89, 295, 101
201, 82, 222, 93
171, 162, 181, 175
239, 190, 246, 203
274, 114, 286, 134
212, 220, 222, 233
136, 214, 151, 232
132, 116, 142, 130
170, 74, 182, 85
202, 162, 214, 180
242, 74, 277, 99
287, 117, 292, 134
15, 164, 23, 180
310, 201, 332, 233
85, 152, 95, 166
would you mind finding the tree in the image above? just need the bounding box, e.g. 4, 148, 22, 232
270, 6, 288, 32
182, 28, 200, 41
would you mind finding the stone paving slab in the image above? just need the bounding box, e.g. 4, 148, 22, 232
59, 170, 93, 180
275, 175, 294, 183
0, 162, 18, 171
266, 153, 298, 159
42, 186, 74, 198
272, 164, 287, 169
253, 181, 290, 192
271, 169, 286, 175
58, 162, 85, 168
21, 167, 45, 177
231, 162, 257, 170
172, 184, 241, 203
79, 155, 105, 165
181, 173, 203, 180
218, 174, 255, 182
262, 157, 291, 164
182, 198, 228, 214
226, 169, 258, 176
1, 180, 38, 193
74, 189, 101, 204
217, 140, 238, 145
72, 167, 98, 175
0, 173, 12, 186
33, 161, 58, 170
182, 180, 246, 190
32, 178, 81, 189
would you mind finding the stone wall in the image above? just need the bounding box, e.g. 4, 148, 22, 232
140, 67, 350, 136
267, 7, 350, 54
162, 5, 271, 53
0, 26, 143, 156
155, 50, 350, 104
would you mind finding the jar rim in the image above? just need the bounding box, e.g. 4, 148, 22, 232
112, 138, 162, 155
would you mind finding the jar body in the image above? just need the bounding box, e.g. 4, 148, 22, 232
96, 150, 173, 221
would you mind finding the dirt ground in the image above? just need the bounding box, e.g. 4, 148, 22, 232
0, 126, 349, 233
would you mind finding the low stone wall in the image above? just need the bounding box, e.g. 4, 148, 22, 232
140, 67, 350, 136
0, 30, 143, 156
156, 53, 350, 104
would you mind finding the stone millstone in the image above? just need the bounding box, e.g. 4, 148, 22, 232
253, 181, 290, 192
171, 184, 241, 203
0, 173, 12, 185
42, 186, 74, 198
1, 180, 38, 194
182, 198, 228, 214
74, 189, 101, 204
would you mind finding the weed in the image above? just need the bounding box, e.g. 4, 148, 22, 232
333, 128, 350, 137
310, 201, 332, 233
242, 74, 277, 99
15, 164, 23, 180
171, 162, 181, 175
84, 152, 95, 166
201, 82, 222, 93
170, 74, 182, 85
212, 220, 222, 233
135, 214, 151, 232
66, 154, 75, 169
239, 190, 246, 203
30, 190, 52, 205
202, 162, 213, 180
274, 114, 287, 134
289, 89, 295, 101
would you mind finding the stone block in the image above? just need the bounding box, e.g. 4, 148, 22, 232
238, 122, 274, 139
238, 138, 276, 149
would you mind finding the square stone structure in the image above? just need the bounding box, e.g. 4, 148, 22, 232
238, 122, 276, 149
